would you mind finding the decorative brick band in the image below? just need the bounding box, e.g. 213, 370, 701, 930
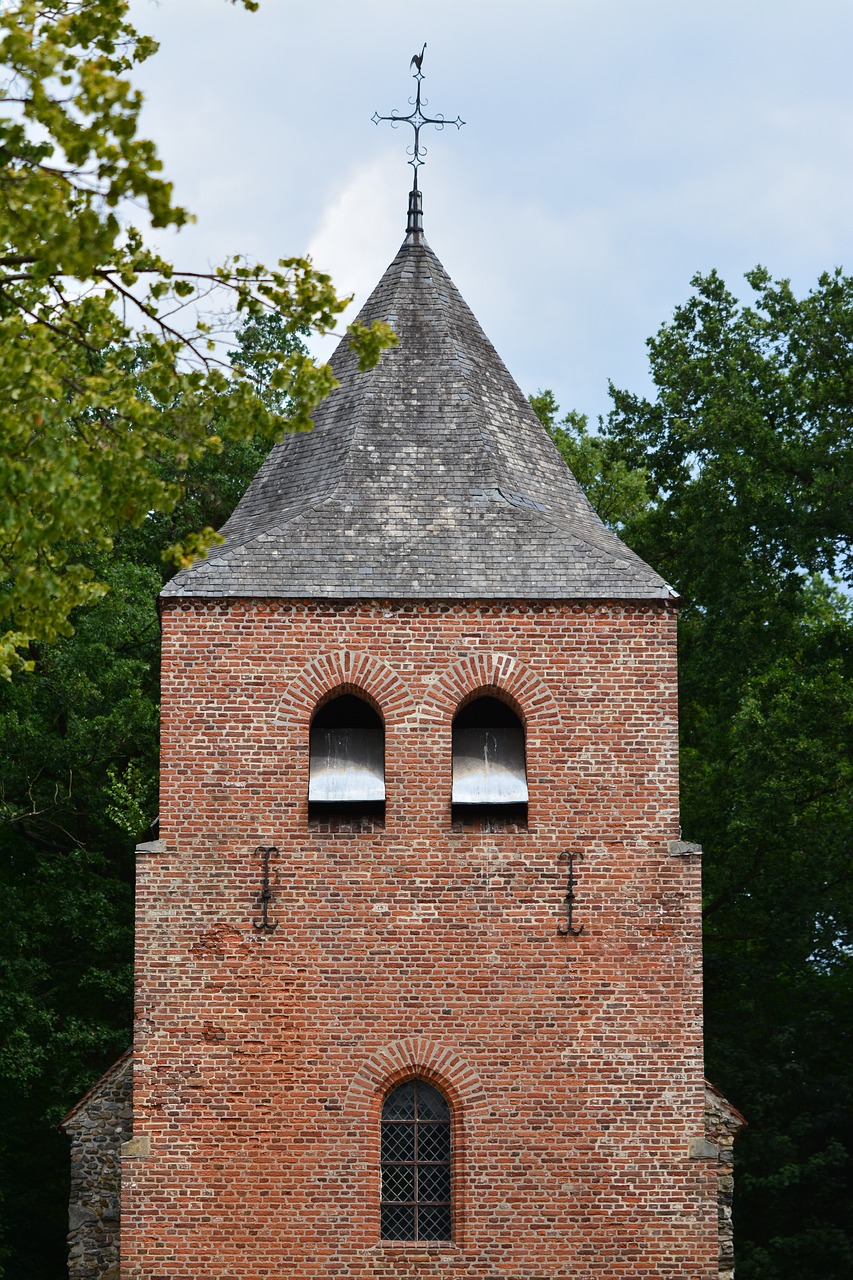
344, 1039, 487, 1120
420, 652, 561, 728
274, 650, 417, 726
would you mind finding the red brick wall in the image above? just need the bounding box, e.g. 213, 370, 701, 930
122, 598, 717, 1279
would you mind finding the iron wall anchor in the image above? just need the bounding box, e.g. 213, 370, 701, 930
253, 845, 279, 933
557, 849, 584, 937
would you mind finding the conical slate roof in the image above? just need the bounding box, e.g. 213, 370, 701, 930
162, 233, 671, 601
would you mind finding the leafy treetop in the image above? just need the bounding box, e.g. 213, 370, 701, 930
605, 266, 853, 1280
528, 389, 649, 531
0, 0, 396, 678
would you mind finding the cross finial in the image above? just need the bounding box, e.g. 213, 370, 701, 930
372, 47, 465, 239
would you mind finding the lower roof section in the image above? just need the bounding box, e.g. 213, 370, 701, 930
161, 488, 674, 601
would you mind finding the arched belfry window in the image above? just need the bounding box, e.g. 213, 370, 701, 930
381, 1079, 452, 1241
452, 695, 528, 808
308, 693, 385, 805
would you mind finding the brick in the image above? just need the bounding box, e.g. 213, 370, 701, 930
118, 596, 721, 1279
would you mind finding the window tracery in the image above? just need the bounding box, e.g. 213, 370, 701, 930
380, 1079, 452, 1241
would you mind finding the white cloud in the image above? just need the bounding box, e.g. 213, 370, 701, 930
127, 0, 853, 417
308, 154, 404, 309
305, 153, 410, 357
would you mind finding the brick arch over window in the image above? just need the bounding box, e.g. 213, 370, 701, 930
274, 651, 417, 728
345, 1039, 487, 1119
420, 653, 561, 731
346, 1041, 485, 1248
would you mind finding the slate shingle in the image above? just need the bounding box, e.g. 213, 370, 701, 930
161, 234, 672, 601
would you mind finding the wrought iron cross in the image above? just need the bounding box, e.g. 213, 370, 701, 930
372, 45, 464, 234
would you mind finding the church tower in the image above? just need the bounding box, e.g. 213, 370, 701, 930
103, 70, 740, 1277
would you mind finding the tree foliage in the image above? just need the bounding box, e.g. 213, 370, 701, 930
0, 0, 395, 679
0, 313, 288, 1275
528, 389, 650, 531
605, 267, 853, 1280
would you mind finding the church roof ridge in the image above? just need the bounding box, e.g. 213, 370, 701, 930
162, 235, 671, 602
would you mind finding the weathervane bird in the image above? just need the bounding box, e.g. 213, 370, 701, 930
410, 43, 426, 73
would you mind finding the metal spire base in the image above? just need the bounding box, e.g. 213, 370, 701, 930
406, 188, 424, 241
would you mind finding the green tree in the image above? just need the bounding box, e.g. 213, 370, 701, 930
605, 267, 853, 1280
0, 0, 394, 679
0, 315, 291, 1276
528, 389, 649, 530
0, 563, 149, 1277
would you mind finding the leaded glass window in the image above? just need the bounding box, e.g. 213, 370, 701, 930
380, 1079, 451, 1241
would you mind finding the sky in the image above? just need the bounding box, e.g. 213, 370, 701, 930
130, 0, 853, 423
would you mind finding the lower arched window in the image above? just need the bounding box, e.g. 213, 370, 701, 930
380, 1079, 452, 1241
